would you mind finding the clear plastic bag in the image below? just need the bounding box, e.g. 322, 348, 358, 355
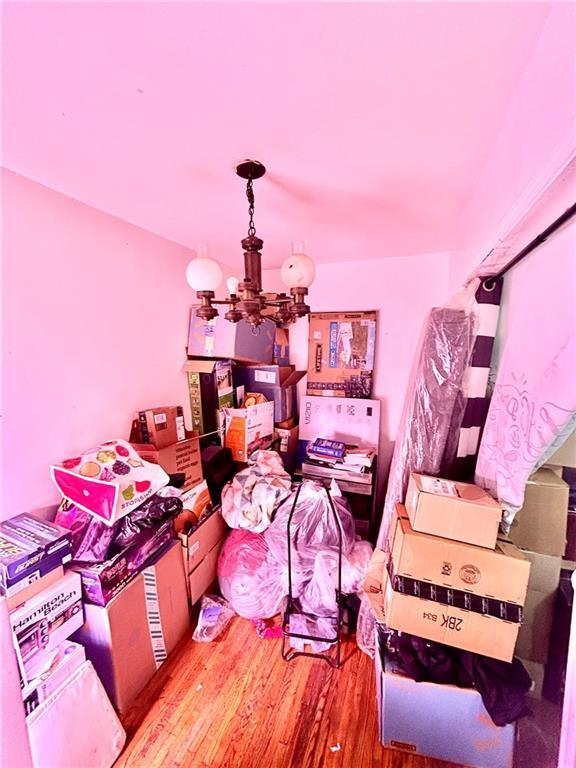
378, 297, 476, 547
265, 480, 356, 596
356, 593, 376, 658
217, 530, 287, 619
192, 595, 235, 642
299, 540, 374, 617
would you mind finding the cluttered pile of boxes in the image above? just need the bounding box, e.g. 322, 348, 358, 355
184, 307, 381, 537
1, 513, 126, 767
364, 447, 576, 768
2, 404, 232, 768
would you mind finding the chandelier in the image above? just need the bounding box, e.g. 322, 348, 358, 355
185, 160, 316, 326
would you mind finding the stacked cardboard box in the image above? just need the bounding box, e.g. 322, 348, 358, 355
366, 475, 529, 662
375, 627, 515, 768
509, 468, 569, 695
231, 363, 305, 470
0, 514, 86, 709
365, 473, 532, 764
176, 482, 228, 604
73, 541, 189, 713
129, 405, 203, 492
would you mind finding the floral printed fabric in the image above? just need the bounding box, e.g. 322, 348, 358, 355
221, 450, 292, 533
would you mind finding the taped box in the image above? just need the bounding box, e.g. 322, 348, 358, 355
405, 473, 502, 549
73, 541, 189, 713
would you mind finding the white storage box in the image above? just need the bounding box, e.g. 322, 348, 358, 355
26, 659, 125, 768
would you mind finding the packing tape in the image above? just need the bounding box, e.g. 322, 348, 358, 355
143, 565, 167, 669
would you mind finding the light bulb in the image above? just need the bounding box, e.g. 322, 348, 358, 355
226, 276, 240, 295
281, 241, 316, 289
185, 245, 223, 292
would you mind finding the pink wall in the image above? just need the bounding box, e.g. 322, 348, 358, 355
1, 170, 195, 519
264, 251, 450, 479
449, 1, 576, 290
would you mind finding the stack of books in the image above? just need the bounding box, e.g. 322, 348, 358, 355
303, 439, 375, 485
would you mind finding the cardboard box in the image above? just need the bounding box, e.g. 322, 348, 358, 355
509, 468, 569, 556
381, 564, 520, 662
363, 548, 387, 624
389, 504, 530, 607
375, 629, 515, 768
187, 308, 276, 363
232, 364, 305, 423
10, 571, 84, 685
179, 506, 227, 577
135, 406, 184, 449
23, 641, 86, 716
7, 566, 64, 611
73, 541, 189, 713
547, 428, 576, 468
182, 359, 234, 439
188, 541, 223, 604
224, 401, 275, 462
515, 549, 561, 663
71, 521, 175, 606
298, 395, 380, 465
273, 327, 290, 366
405, 473, 502, 549
277, 424, 299, 474
307, 311, 377, 398
0, 514, 72, 592
132, 432, 202, 492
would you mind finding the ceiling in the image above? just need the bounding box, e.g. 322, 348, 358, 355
1, 2, 561, 269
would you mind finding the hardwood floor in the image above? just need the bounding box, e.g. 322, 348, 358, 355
115, 618, 463, 768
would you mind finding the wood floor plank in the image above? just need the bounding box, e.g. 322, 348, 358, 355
114, 617, 468, 768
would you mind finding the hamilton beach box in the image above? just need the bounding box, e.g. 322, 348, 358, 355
10, 571, 84, 685
23, 641, 86, 716
405, 473, 502, 549
73, 541, 189, 713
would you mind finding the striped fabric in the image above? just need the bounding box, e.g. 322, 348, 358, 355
143, 566, 167, 669
451, 277, 503, 480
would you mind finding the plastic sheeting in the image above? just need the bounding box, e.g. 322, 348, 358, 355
218, 480, 373, 622
377, 287, 478, 549
55, 493, 183, 563
221, 450, 292, 533
217, 530, 287, 620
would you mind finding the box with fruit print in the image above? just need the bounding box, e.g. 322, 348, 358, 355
51, 440, 169, 526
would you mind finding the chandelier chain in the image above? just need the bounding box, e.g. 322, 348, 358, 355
246, 178, 256, 237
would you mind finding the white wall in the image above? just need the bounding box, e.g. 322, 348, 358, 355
264, 251, 450, 486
